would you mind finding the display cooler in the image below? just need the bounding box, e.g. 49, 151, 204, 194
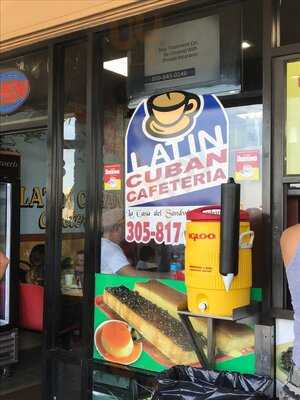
0, 151, 20, 373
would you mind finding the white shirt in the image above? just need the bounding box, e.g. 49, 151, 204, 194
101, 238, 129, 274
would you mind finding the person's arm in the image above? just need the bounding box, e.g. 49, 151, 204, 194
102, 241, 171, 278
0, 251, 9, 280
280, 224, 300, 267
26, 269, 33, 284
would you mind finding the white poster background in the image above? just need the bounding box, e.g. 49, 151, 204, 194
126, 206, 200, 245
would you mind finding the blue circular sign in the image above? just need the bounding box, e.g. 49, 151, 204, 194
0, 69, 30, 114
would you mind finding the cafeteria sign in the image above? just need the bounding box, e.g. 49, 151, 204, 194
125, 91, 228, 245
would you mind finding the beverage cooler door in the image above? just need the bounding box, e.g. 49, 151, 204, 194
0, 182, 11, 326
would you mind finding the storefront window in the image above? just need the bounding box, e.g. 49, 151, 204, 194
0, 1, 268, 397
0, 132, 47, 280
94, 4, 263, 381
0, 50, 48, 132
285, 60, 300, 175
0, 131, 47, 395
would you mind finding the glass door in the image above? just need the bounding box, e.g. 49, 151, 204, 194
272, 52, 300, 309
43, 41, 88, 400
0, 182, 11, 325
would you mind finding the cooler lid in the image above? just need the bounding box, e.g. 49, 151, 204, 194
186, 205, 249, 221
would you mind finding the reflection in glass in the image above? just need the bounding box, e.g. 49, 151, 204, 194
0, 132, 47, 285
0, 183, 10, 323
64, 117, 76, 140
59, 42, 87, 351
226, 104, 263, 209
286, 61, 300, 175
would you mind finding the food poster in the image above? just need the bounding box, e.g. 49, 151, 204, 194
93, 274, 255, 373
234, 149, 260, 181
104, 164, 122, 191
125, 91, 229, 245
276, 319, 294, 396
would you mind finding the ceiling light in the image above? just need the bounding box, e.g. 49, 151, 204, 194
241, 41, 252, 49
103, 57, 128, 77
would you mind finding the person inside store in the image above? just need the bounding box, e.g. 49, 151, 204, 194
74, 250, 84, 288
136, 245, 158, 271
119, 239, 138, 267
0, 251, 9, 281
19, 259, 31, 283
280, 224, 300, 398
59, 253, 83, 348
101, 208, 169, 277
61, 256, 74, 287
26, 244, 45, 286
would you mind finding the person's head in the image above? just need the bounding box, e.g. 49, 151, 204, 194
139, 246, 155, 262
102, 208, 124, 244
75, 250, 84, 269
29, 244, 45, 268
61, 257, 74, 270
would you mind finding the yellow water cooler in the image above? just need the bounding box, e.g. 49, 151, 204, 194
185, 206, 254, 317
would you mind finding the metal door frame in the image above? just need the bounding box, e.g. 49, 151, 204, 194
271, 51, 300, 310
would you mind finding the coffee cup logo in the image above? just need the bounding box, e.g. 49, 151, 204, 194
145, 91, 201, 139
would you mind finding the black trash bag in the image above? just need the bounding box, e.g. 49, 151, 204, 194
152, 366, 272, 400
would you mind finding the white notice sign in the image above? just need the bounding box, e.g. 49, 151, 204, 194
144, 15, 220, 91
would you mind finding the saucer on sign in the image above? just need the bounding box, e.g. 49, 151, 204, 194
94, 320, 142, 365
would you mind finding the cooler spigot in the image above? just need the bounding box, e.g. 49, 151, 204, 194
198, 301, 208, 312
222, 273, 234, 292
